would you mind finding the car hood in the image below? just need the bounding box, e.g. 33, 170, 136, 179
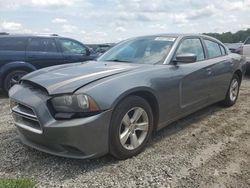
21, 61, 141, 95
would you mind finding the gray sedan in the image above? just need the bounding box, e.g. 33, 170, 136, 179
9, 34, 246, 159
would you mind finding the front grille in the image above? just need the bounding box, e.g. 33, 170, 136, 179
11, 101, 42, 134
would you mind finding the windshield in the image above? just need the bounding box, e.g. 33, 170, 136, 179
98, 36, 176, 64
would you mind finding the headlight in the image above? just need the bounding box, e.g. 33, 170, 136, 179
51, 94, 99, 113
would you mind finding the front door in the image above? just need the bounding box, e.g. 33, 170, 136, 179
174, 38, 213, 112
57, 38, 91, 63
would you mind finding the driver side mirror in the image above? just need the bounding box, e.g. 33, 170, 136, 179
173, 53, 197, 64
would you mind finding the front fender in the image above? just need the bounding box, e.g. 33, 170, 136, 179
75, 74, 158, 111
111, 87, 159, 109
80, 85, 158, 110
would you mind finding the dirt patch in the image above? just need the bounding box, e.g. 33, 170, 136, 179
0, 77, 249, 188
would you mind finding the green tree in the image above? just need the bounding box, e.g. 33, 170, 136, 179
204, 29, 250, 43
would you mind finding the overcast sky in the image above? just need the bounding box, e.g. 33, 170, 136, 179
0, 0, 250, 43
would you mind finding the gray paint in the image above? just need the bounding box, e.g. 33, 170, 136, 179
9, 34, 246, 159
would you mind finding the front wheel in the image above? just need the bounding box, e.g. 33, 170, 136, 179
222, 74, 240, 107
109, 96, 154, 160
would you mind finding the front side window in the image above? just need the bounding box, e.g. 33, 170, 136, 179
176, 38, 205, 61
0, 37, 27, 51
204, 39, 222, 58
59, 39, 87, 55
98, 36, 176, 64
27, 38, 58, 52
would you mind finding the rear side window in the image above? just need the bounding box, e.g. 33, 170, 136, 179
0, 37, 27, 51
204, 39, 222, 58
27, 38, 58, 52
176, 38, 205, 61
245, 37, 250, 45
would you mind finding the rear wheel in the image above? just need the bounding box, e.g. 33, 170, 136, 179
222, 74, 240, 107
3, 70, 28, 93
109, 96, 154, 160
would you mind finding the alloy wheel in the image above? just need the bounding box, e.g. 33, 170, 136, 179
229, 78, 239, 102
119, 107, 149, 150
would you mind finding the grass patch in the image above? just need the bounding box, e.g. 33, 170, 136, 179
0, 178, 36, 188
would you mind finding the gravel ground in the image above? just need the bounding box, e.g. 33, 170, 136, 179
0, 77, 249, 188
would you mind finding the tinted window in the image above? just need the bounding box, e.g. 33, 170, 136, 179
59, 39, 87, 54
245, 37, 250, 45
27, 38, 58, 52
176, 38, 205, 61
204, 40, 222, 58
0, 37, 27, 51
220, 45, 226, 55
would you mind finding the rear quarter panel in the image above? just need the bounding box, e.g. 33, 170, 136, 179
0, 61, 37, 88
0, 50, 26, 66
0, 50, 27, 87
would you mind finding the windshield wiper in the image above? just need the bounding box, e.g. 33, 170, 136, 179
104, 59, 132, 63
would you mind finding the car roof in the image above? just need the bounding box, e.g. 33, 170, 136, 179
0, 33, 223, 46
138, 33, 216, 39
133, 33, 225, 45
0, 33, 60, 38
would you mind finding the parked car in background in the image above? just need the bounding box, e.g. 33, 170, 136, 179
242, 36, 250, 73
243, 36, 250, 60
225, 43, 243, 54
87, 43, 115, 56
0, 33, 97, 93
9, 34, 246, 160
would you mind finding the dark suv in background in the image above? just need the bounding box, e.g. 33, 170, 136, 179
87, 43, 115, 56
0, 33, 97, 93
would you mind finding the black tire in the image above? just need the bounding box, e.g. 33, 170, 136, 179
109, 95, 154, 160
222, 74, 240, 107
3, 70, 28, 93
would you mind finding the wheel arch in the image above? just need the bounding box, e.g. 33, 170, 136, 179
112, 88, 160, 131
0, 61, 36, 85
234, 69, 242, 83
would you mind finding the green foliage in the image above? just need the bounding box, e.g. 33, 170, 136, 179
0, 178, 36, 188
204, 29, 250, 43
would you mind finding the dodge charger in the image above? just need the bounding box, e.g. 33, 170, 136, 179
9, 34, 246, 159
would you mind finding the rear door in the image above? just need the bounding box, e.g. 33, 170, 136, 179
243, 37, 250, 62
57, 38, 92, 63
26, 37, 64, 69
203, 38, 232, 101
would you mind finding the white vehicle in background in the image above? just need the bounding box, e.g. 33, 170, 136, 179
243, 36, 250, 73
243, 37, 250, 61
